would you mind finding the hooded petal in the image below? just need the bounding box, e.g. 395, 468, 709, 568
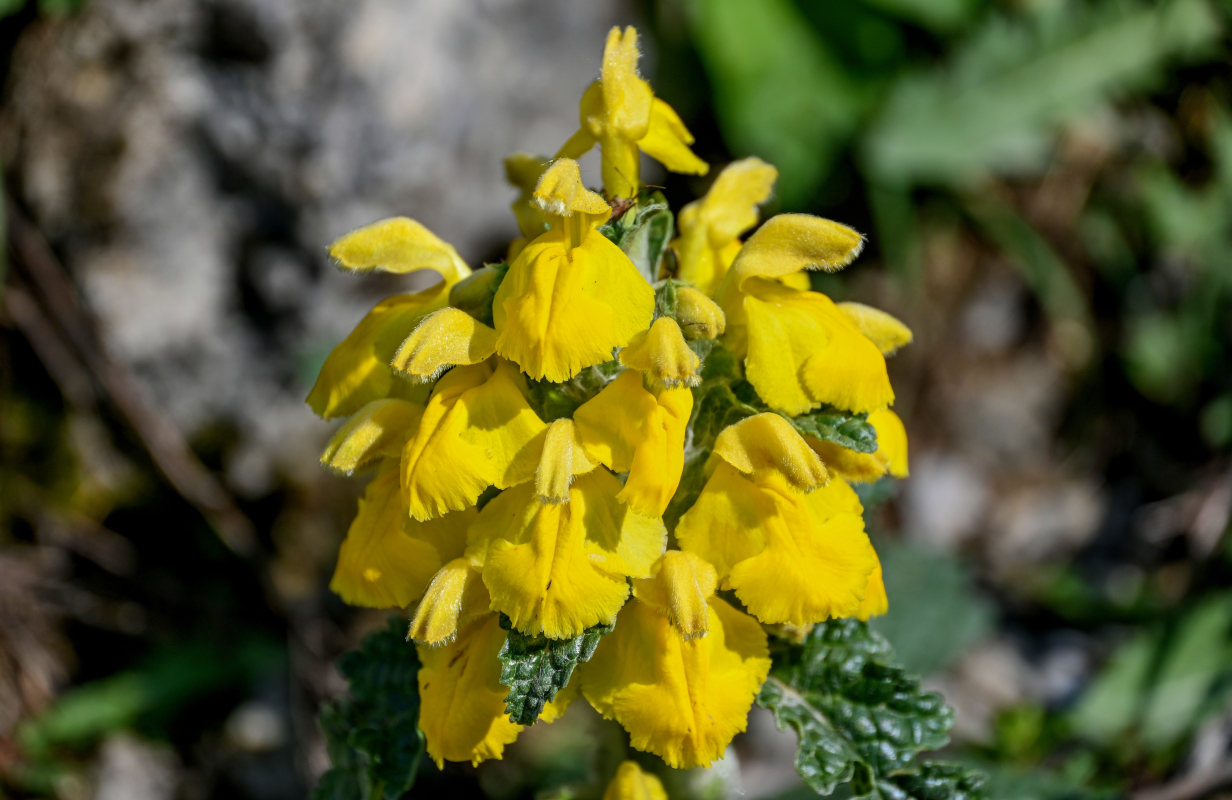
493, 229, 654, 382
329, 217, 471, 286
632, 550, 719, 640
619, 317, 701, 388
580, 595, 769, 769
392, 307, 498, 382
838, 302, 913, 356
535, 418, 598, 504
638, 98, 708, 177
306, 291, 442, 419
711, 413, 828, 492
320, 398, 422, 476
728, 213, 865, 285
417, 614, 523, 767
676, 158, 777, 294
410, 558, 491, 645
401, 361, 546, 520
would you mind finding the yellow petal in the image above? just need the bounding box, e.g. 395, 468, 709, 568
417, 615, 523, 767
533, 159, 611, 225
410, 557, 491, 645
329, 217, 471, 286
468, 472, 665, 639
580, 596, 769, 769
729, 213, 865, 285
535, 418, 598, 504
574, 372, 692, 517
633, 551, 719, 640
599, 26, 653, 141
392, 307, 498, 382
638, 97, 708, 177
694, 157, 778, 247
838, 302, 913, 355
674, 286, 726, 340
330, 468, 451, 609
807, 439, 888, 484
555, 125, 597, 162
602, 761, 668, 800
868, 407, 909, 478
854, 556, 889, 621
401, 361, 546, 520
711, 413, 828, 492
493, 229, 654, 382
306, 291, 443, 419
320, 398, 422, 476
740, 279, 893, 415
677, 467, 877, 625
619, 317, 701, 387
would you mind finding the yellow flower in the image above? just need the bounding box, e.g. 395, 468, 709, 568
602, 761, 668, 800
329, 466, 473, 609
673, 286, 726, 340
467, 470, 666, 639
558, 26, 707, 198
579, 551, 770, 769
417, 614, 523, 767
318, 397, 422, 476
838, 302, 913, 356
401, 359, 546, 520
492, 159, 654, 382
676, 417, 878, 625
573, 371, 692, 517
392, 306, 498, 383
307, 217, 472, 418
675, 157, 778, 295
619, 317, 701, 388
855, 557, 889, 621
710, 413, 829, 492
717, 214, 895, 415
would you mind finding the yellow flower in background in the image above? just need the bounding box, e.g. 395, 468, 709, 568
504, 152, 551, 243
675, 157, 778, 294
558, 26, 708, 198
602, 761, 668, 800
580, 551, 770, 768
676, 416, 878, 625
493, 159, 654, 381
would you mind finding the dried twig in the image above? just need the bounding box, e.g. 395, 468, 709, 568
3, 194, 257, 557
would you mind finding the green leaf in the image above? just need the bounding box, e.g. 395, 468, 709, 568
498, 616, 613, 726
314, 617, 424, 800
1069, 592, 1232, 751
863, 0, 1222, 185
874, 762, 988, 800
871, 540, 993, 676
757, 619, 957, 796
790, 409, 878, 454
600, 191, 674, 284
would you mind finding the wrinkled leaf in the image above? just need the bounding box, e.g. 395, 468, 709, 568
498, 616, 613, 726
758, 619, 956, 796
790, 409, 878, 454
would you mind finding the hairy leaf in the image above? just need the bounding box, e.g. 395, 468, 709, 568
875, 762, 988, 800
790, 409, 878, 454
314, 617, 423, 800
757, 619, 956, 796
601, 191, 675, 284
498, 616, 613, 726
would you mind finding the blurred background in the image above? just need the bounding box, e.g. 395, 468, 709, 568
2, 0, 1231, 798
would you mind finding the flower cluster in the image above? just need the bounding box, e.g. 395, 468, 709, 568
309, 26, 911, 775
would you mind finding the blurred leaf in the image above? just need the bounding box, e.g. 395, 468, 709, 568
758, 619, 963, 796
498, 617, 612, 726
864, 0, 1221, 185
955, 757, 1113, 800
36, 0, 85, 14
1070, 592, 1232, 750
683, 0, 873, 206
871, 540, 994, 675
315, 617, 424, 800
17, 637, 278, 755
0, 0, 25, 18
859, 0, 983, 33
